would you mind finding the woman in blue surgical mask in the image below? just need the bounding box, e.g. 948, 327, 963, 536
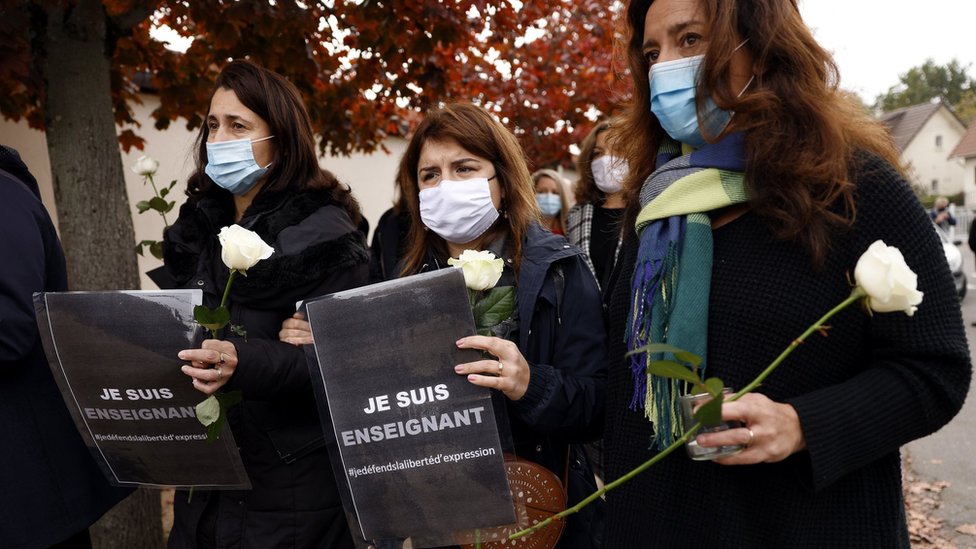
161, 60, 369, 549
599, 0, 971, 547
531, 168, 571, 235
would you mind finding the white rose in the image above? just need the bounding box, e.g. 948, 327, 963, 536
448, 249, 505, 291
854, 240, 924, 316
218, 225, 275, 273
131, 155, 159, 177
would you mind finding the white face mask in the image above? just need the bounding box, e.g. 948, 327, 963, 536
591, 155, 629, 194
419, 176, 500, 244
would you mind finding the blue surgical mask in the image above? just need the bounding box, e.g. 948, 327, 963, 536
536, 193, 562, 217
648, 42, 752, 148
205, 135, 274, 195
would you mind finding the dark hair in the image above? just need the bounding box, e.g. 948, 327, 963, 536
618, 0, 901, 264
574, 120, 612, 205
189, 59, 361, 223
400, 103, 539, 276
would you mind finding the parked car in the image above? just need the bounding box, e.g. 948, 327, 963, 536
934, 222, 967, 299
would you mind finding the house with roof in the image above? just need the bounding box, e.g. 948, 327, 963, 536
880, 100, 968, 202
950, 122, 976, 209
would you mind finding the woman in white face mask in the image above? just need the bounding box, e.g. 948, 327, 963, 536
404, 102, 607, 548
600, 0, 971, 547
565, 120, 627, 290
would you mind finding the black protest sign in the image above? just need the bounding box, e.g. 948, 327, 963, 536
34, 290, 249, 489
306, 269, 514, 544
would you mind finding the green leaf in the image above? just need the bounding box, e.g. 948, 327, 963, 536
472, 286, 515, 329
159, 187, 169, 198
703, 377, 725, 398
626, 343, 701, 368
149, 196, 169, 213
149, 241, 164, 260
693, 394, 724, 427
647, 360, 701, 386
193, 305, 230, 331
164, 200, 176, 213
196, 395, 220, 426
196, 391, 243, 442
136, 200, 151, 213
135, 243, 145, 256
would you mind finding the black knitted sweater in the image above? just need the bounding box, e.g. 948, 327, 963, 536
602, 154, 971, 548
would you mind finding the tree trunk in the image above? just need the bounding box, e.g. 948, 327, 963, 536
40, 1, 161, 547
41, 0, 140, 291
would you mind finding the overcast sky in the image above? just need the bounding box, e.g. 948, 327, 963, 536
798, 0, 976, 104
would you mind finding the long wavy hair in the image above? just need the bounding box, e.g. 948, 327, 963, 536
616, 0, 901, 265
189, 59, 361, 224
574, 120, 613, 206
400, 103, 539, 276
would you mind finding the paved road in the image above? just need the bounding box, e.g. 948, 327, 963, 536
905, 236, 976, 545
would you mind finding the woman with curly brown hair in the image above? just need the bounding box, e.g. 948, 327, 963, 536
601, 0, 971, 546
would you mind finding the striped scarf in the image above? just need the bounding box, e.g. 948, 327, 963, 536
625, 132, 748, 450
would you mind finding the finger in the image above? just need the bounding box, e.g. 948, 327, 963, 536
454, 359, 505, 376
456, 335, 515, 359
282, 336, 312, 346
180, 364, 223, 383
465, 373, 507, 392
292, 311, 306, 321
191, 377, 219, 395
695, 426, 753, 449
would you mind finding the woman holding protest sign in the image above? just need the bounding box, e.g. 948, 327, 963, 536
162, 60, 369, 548
282, 102, 606, 548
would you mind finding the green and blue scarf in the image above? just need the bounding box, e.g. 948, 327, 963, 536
625, 132, 748, 450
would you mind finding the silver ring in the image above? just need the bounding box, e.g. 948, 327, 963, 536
746, 428, 755, 447
215, 366, 223, 381
497, 361, 504, 374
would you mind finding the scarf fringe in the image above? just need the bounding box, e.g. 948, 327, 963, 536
626, 227, 682, 448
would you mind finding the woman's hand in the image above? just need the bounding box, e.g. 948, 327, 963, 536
455, 335, 530, 401
179, 339, 239, 395
280, 312, 313, 346
694, 392, 807, 465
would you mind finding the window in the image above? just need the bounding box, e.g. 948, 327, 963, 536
936, 135, 943, 149
932, 179, 939, 192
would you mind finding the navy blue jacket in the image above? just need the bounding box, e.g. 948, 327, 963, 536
420, 223, 607, 548
0, 146, 130, 548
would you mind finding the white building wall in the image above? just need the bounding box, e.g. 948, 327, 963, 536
0, 93, 400, 289
962, 157, 976, 210
902, 108, 967, 198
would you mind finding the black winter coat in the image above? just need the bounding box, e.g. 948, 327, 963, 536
602, 155, 972, 547
162, 188, 369, 549
0, 146, 130, 548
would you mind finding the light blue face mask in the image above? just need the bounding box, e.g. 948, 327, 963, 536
205, 135, 274, 195
649, 43, 752, 148
536, 193, 562, 217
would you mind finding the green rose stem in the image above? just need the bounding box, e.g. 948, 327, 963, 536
190, 270, 240, 503
210, 270, 237, 338
508, 285, 868, 542
145, 173, 170, 226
